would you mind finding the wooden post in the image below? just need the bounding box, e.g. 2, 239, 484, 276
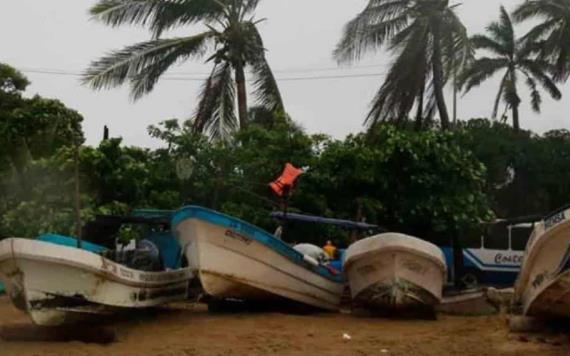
452, 232, 464, 288
74, 140, 82, 249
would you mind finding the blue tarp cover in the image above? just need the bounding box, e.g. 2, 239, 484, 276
271, 211, 378, 230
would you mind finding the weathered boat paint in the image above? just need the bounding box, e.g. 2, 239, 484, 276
0, 238, 193, 326
515, 206, 570, 318
344, 233, 446, 312
172, 206, 344, 311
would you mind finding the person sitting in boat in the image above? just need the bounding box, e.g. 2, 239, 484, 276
323, 240, 337, 259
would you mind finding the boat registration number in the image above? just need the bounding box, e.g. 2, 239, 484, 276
225, 229, 252, 245
545, 211, 566, 230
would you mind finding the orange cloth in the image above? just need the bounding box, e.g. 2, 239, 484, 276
323, 243, 337, 259
269, 163, 303, 197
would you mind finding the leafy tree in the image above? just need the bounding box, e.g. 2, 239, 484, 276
455, 119, 533, 217
0, 63, 29, 96
460, 6, 562, 131
334, 0, 471, 130
148, 116, 315, 229
84, 0, 284, 140
514, 0, 570, 81
303, 125, 493, 245
0, 64, 84, 197
0, 64, 29, 168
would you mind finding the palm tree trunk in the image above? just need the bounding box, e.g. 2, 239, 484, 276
414, 91, 424, 131
235, 63, 248, 130
432, 24, 451, 130
453, 71, 458, 126
512, 103, 520, 131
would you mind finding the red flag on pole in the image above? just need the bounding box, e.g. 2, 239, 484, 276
269, 163, 303, 197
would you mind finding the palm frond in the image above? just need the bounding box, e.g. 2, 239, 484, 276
90, 0, 224, 38
519, 59, 562, 99
521, 18, 558, 43
471, 34, 508, 57
241, 22, 284, 113
334, 0, 411, 63
83, 33, 215, 100
513, 0, 569, 22
487, 6, 515, 56
459, 58, 509, 92
193, 62, 238, 141
389, 19, 426, 50
522, 70, 542, 112
492, 71, 509, 118
513, 0, 570, 81
366, 23, 430, 126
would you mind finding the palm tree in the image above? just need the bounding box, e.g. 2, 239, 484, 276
460, 6, 562, 131
513, 0, 570, 81
83, 0, 284, 140
334, 0, 471, 130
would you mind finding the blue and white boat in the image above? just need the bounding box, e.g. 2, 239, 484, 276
0, 234, 104, 296
0, 222, 193, 326
172, 206, 345, 310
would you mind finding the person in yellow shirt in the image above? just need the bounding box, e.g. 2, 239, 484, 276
323, 240, 337, 260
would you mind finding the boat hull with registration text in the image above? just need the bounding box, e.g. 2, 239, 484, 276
173, 206, 344, 311
515, 206, 570, 319
0, 238, 192, 326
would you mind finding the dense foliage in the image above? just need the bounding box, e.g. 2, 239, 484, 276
2, 61, 570, 250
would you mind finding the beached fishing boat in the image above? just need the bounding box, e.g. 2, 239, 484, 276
515, 205, 570, 319
344, 233, 446, 312
0, 234, 104, 297
0, 238, 192, 326
172, 206, 345, 310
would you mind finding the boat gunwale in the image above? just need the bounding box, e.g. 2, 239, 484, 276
0, 238, 193, 289
343, 245, 448, 276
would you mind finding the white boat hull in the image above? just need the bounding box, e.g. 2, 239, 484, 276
515, 207, 570, 318
174, 209, 344, 311
344, 233, 446, 311
0, 238, 193, 326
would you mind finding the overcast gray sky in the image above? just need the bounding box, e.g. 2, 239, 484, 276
1, 0, 568, 147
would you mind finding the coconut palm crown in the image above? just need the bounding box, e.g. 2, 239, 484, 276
334, 0, 472, 130
513, 0, 570, 81
83, 0, 284, 140
460, 6, 562, 131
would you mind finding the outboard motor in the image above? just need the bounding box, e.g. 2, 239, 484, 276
131, 239, 163, 272
102, 239, 163, 272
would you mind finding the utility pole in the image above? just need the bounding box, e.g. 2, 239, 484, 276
74, 136, 82, 249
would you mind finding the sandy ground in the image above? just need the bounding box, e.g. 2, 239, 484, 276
0, 296, 568, 356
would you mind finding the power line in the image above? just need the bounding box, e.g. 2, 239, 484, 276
19, 68, 387, 82
169, 63, 387, 75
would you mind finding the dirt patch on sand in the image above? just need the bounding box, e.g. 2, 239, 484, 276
0, 296, 567, 356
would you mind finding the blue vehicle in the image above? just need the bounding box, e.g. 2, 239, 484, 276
442, 219, 538, 288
